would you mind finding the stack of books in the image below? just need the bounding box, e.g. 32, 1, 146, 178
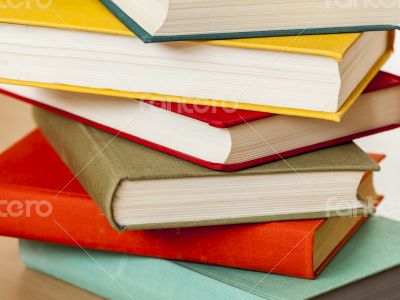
0, 1, 399, 298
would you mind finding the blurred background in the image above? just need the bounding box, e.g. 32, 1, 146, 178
356, 37, 400, 221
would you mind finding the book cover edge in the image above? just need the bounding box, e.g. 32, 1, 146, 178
98, 0, 399, 44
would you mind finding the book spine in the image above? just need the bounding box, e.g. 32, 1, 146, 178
19, 240, 260, 300
33, 107, 122, 230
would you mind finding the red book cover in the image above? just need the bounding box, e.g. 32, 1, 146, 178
1, 72, 399, 171
0, 131, 383, 279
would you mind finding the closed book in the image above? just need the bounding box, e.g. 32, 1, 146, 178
33, 107, 379, 230
0, 0, 394, 119
2, 71, 399, 171
0, 130, 383, 278
99, 0, 400, 43
19, 216, 400, 300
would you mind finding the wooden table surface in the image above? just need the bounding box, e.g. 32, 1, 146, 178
0, 96, 101, 300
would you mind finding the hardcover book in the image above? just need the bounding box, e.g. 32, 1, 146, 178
2, 71, 399, 171
33, 107, 380, 230
99, 0, 400, 43
0, 130, 383, 278
20, 216, 400, 299
0, 0, 394, 119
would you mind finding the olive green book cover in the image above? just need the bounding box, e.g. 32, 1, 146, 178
33, 107, 379, 230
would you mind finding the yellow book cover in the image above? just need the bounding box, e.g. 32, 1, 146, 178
0, 0, 394, 121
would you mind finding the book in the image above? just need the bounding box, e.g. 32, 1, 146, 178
0, 130, 383, 278
19, 216, 400, 299
100, 0, 400, 43
33, 107, 380, 230
2, 71, 399, 171
316, 266, 400, 299
0, 1, 394, 119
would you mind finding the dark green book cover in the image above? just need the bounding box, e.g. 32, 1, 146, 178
100, 0, 399, 43
33, 107, 379, 230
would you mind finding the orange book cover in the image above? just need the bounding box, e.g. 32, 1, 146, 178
0, 130, 382, 279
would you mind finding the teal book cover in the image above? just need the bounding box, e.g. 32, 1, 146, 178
99, 0, 399, 43
20, 216, 400, 300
